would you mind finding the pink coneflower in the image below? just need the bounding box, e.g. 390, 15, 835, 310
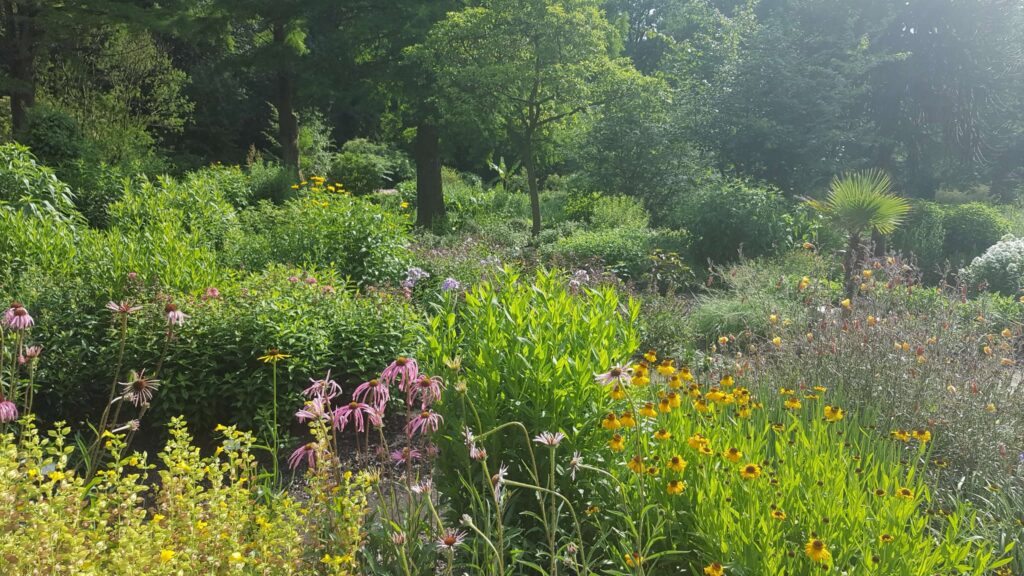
303, 372, 342, 400
410, 480, 432, 495
406, 409, 443, 437
470, 444, 488, 461
119, 369, 160, 407
333, 402, 381, 432
320, 285, 335, 294
296, 397, 330, 423
112, 420, 141, 433
19, 345, 42, 365
380, 356, 419, 393
202, 287, 221, 301
3, 303, 34, 330
391, 531, 407, 546
304, 277, 317, 285
595, 366, 628, 386
0, 398, 18, 423
164, 303, 188, 326
288, 276, 300, 283
351, 378, 389, 412
491, 463, 509, 504
390, 447, 422, 465
425, 443, 439, 458
288, 442, 317, 470
569, 451, 583, 480
408, 374, 444, 408
436, 528, 467, 551
106, 300, 142, 315
533, 431, 566, 447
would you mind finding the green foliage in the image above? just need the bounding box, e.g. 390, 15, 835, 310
59, 160, 130, 228
297, 110, 336, 177
589, 194, 649, 229
681, 178, 791, 265
810, 170, 911, 235
156, 266, 417, 435
0, 143, 80, 221
22, 104, 84, 166
183, 164, 255, 210
891, 201, 948, 280
222, 193, 412, 286
421, 267, 640, 507
941, 202, 1010, 266
961, 234, 1024, 295
248, 158, 295, 204
328, 139, 412, 196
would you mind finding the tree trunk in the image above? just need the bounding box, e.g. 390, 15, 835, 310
844, 231, 861, 301
523, 135, 541, 237
414, 121, 445, 228
273, 21, 300, 177
4, 0, 36, 136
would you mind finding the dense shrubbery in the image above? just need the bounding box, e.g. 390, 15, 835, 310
961, 234, 1024, 294
0, 143, 79, 221
942, 202, 1010, 264
329, 139, 412, 196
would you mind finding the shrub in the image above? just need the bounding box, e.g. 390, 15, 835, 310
0, 143, 80, 221
22, 104, 84, 166
248, 158, 295, 204
328, 139, 411, 196
60, 160, 130, 228
0, 417, 369, 575
891, 201, 948, 281
961, 234, 1024, 294
184, 163, 254, 209
541, 226, 656, 279
222, 192, 412, 286
680, 178, 791, 266
589, 194, 649, 229
421, 268, 640, 509
942, 202, 1009, 265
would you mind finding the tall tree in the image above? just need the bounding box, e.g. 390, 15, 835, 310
426, 0, 641, 236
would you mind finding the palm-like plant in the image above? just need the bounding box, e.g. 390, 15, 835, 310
808, 170, 911, 299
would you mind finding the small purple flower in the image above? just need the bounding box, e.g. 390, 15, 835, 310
390, 447, 422, 465
333, 402, 382, 432
119, 369, 160, 407
288, 442, 317, 470
408, 375, 444, 408
436, 528, 468, 551
0, 399, 18, 423
401, 267, 430, 289
3, 303, 35, 330
381, 357, 419, 393
440, 278, 461, 292
407, 409, 443, 437
533, 431, 566, 447
302, 371, 342, 400
165, 303, 187, 326
106, 300, 142, 315
352, 378, 389, 412
295, 397, 330, 423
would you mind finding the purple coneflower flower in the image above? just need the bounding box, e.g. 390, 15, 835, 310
0, 398, 18, 423
436, 528, 468, 552
533, 431, 566, 447
491, 463, 508, 504
407, 409, 443, 437
296, 397, 330, 423
390, 447, 422, 465
106, 300, 142, 315
408, 374, 444, 408
305, 277, 317, 285
594, 366, 628, 386
19, 345, 42, 365
165, 303, 188, 326
470, 444, 488, 461
288, 276, 300, 283
381, 356, 419, 393
440, 278, 461, 292
288, 442, 317, 470
303, 371, 342, 400
320, 285, 335, 294
119, 369, 160, 407
333, 402, 381, 432
352, 378, 389, 412
202, 287, 221, 301
3, 303, 34, 330
112, 420, 141, 433
391, 531, 407, 546
569, 451, 583, 480
410, 480, 432, 495
425, 443, 439, 458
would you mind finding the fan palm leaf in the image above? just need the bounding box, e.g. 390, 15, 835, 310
808, 170, 910, 235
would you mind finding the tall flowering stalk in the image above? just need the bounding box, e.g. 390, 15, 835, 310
258, 349, 291, 486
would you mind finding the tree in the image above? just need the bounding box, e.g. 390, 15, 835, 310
808, 170, 910, 300
426, 0, 640, 236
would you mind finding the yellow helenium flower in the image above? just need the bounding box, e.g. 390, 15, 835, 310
680, 367, 694, 381
644, 350, 657, 363
625, 552, 643, 567
1002, 328, 1013, 338
601, 414, 621, 430
840, 298, 851, 309
706, 390, 727, 403
896, 487, 914, 499
740, 463, 762, 479
639, 403, 658, 418
668, 455, 687, 472
608, 434, 625, 452
779, 387, 794, 396
687, 433, 709, 450
258, 351, 291, 363
771, 336, 782, 347
880, 534, 894, 543
687, 383, 702, 398
769, 314, 778, 324
911, 429, 931, 443
704, 563, 725, 576
609, 385, 626, 400
784, 398, 802, 410
698, 445, 714, 456
718, 336, 729, 346
654, 429, 672, 442
668, 375, 682, 389
666, 480, 685, 495
693, 399, 711, 413
771, 509, 786, 520
657, 359, 676, 375
659, 398, 673, 413
813, 385, 827, 393
160, 549, 175, 563
723, 447, 742, 463
890, 430, 910, 442
722, 393, 736, 405
824, 405, 844, 422
737, 406, 752, 419
804, 538, 831, 563
667, 392, 682, 408
719, 375, 735, 387
620, 412, 637, 427
627, 456, 644, 473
